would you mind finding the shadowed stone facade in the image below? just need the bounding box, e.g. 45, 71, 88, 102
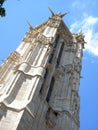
0, 10, 85, 130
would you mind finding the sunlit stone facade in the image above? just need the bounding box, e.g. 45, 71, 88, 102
0, 10, 85, 130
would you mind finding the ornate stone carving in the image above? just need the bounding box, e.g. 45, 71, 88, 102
22, 23, 46, 43
70, 90, 80, 120
37, 34, 53, 45
54, 67, 65, 79
74, 64, 81, 73
75, 32, 86, 49
73, 59, 82, 73
64, 110, 72, 118
47, 9, 69, 28
47, 18, 61, 28
7, 51, 21, 62
76, 32, 85, 42
54, 64, 73, 80
22, 31, 36, 43
63, 64, 74, 74
64, 44, 75, 52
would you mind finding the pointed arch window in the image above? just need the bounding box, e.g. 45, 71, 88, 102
46, 77, 55, 102
40, 68, 48, 94
56, 42, 64, 67
48, 35, 60, 63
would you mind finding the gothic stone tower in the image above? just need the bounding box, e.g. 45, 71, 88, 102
0, 10, 85, 130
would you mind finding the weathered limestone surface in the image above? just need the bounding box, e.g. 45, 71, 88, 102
0, 10, 85, 130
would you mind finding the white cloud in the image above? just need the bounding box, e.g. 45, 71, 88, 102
70, 15, 98, 56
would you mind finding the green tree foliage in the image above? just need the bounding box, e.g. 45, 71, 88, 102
0, 0, 6, 17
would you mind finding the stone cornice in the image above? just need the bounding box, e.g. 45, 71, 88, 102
14, 62, 46, 78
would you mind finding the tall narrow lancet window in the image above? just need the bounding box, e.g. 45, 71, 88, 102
48, 35, 60, 63
40, 68, 48, 93
54, 35, 60, 49
46, 77, 55, 102
56, 42, 64, 67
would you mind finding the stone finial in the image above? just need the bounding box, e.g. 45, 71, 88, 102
77, 30, 85, 39
48, 7, 69, 18
48, 7, 55, 17
26, 21, 33, 30
58, 12, 69, 18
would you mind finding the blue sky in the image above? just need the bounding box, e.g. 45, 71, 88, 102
0, 0, 98, 129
